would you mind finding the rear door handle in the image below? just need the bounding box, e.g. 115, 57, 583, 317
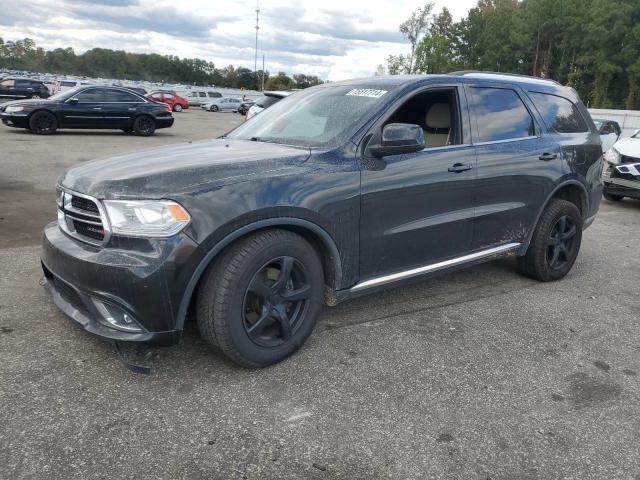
448, 163, 473, 173
92, 107, 102, 110
539, 152, 557, 161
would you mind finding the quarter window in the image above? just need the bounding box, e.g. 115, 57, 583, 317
1, 79, 15, 86
469, 87, 535, 142
529, 92, 588, 133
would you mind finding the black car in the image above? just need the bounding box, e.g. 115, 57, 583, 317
237, 100, 255, 115
0, 77, 50, 99
41, 73, 602, 367
0, 86, 174, 136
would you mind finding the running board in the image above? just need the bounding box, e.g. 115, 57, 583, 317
351, 243, 521, 292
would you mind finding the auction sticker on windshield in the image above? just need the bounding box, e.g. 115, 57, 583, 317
345, 88, 387, 98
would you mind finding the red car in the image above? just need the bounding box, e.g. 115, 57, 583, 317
146, 91, 189, 112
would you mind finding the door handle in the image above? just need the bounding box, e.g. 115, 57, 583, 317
539, 152, 557, 161
448, 163, 473, 173
92, 107, 102, 110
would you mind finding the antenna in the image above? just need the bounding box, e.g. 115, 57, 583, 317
254, 1, 260, 77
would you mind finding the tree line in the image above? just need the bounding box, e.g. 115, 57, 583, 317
0, 38, 323, 91
387, 0, 640, 109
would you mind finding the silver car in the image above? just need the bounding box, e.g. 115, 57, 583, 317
202, 97, 242, 112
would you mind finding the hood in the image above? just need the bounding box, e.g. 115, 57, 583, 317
613, 138, 640, 158
0, 98, 53, 109
59, 138, 311, 199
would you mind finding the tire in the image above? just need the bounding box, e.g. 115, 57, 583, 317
210, 105, 219, 112
603, 192, 624, 202
30, 94, 41, 99
196, 229, 324, 368
173, 104, 183, 112
28, 111, 57, 135
132, 115, 156, 136
517, 199, 582, 282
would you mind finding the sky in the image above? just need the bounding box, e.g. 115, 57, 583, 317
0, 0, 478, 81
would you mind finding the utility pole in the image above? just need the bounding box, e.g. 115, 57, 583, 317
254, 0, 260, 88
261, 54, 265, 91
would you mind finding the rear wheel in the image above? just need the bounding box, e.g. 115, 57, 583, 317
210, 105, 219, 112
133, 115, 155, 136
29, 111, 57, 135
196, 229, 324, 368
30, 94, 41, 99
517, 199, 582, 282
173, 104, 183, 112
603, 192, 624, 202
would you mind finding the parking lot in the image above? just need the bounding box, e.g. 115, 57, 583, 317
1, 109, 640, 479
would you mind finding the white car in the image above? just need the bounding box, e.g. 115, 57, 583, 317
594, 119, 622, 153
245, 91, 292, 119
201, 97, 242, 112
602, 129, 640, 202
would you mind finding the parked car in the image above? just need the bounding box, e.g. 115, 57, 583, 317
121, 86, 147, 96
146, 91, 189, 112
55, 80, 92, 93
0, 78, 50, 99
594, 118, 622, 153
187, 90, 222, 106
0, 86, 173, 136
41, 73, 602, 368
602, 129, 640, 201
202, 97, 242, 112
245, 91, 292, 119
238, 100, 255, 116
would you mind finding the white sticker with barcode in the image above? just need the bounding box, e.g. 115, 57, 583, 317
345, 88, 387, 98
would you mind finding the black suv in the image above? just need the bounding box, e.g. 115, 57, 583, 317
41, 73, 603, 367
0, 77, 50, 99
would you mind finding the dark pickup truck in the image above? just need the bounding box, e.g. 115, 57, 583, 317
41, 72, 603, 367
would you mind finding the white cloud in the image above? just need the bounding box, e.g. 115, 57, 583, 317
0, 0, 478, 80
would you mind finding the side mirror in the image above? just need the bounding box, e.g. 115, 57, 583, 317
369, 123, 425, 158
67, 98, 79, 104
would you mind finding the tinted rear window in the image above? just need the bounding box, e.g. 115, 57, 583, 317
255, 95, 280, 109
105, 89, 142, 102
469, 87, 535, 142
529, 92, 588, 133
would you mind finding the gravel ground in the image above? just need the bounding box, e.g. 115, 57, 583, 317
1, 108, 639, 479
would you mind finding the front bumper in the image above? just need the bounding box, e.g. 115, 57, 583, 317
1, 113, 29, 128
602, 168, 640, 199
41, 221, 204, 345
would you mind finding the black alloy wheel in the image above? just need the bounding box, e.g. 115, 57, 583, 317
242, 256, 311, 347
210, 105, 219, 112
546, 215, 577, 270
29, 111, 57, 134
133, 115, 156, 136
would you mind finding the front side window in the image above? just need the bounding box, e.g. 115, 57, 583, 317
1, 79, 15, 87
74, 88, 104, 103
104, 89, 141, 102
529, 91, 588, 133
469, 87, 535, 142
199, 92, 207, 98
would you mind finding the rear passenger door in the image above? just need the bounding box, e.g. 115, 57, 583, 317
466, 83, 561, 250
101, 88, 145, 128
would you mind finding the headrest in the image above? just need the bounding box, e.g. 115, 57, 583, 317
425, 103, 450, 129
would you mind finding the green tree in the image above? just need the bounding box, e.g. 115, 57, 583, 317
399, 2, 435, 73
265, 72, 295, 90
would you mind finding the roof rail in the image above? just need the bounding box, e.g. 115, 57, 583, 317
448, 70, 561, 86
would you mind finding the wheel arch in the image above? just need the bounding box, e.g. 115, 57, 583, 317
174, 217, 343, 331
519, 179, 589, 254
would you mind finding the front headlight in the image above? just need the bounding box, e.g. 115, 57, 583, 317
103, 200, 191, 238
4, 106, 24, 113
604, 148, 621, 165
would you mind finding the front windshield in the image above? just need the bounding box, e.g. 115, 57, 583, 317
227, 85, 394, 148
48, 86, 89, 101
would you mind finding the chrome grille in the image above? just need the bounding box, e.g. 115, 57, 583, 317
57, 188, 110, 246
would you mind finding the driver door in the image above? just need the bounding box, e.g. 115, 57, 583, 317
358, 85, 477, 281
60, 87, 106, 128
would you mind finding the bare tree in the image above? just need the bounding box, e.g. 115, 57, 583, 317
399, 2, 435, 74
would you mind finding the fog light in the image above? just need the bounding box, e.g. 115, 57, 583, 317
91, 298, 143, 333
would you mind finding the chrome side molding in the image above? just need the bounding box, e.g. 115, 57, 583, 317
351, 243, 521, 292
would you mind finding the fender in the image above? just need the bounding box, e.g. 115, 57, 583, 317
174, 217, 343, 331
518, 178, 589, 255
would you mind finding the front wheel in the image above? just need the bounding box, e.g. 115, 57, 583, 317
133, 115, 156, 136
210, 105, 219, 112
29, 111, 57, 135
196, 229, 324, 368
173, 104, 183, 112
517, 199, 582, 282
